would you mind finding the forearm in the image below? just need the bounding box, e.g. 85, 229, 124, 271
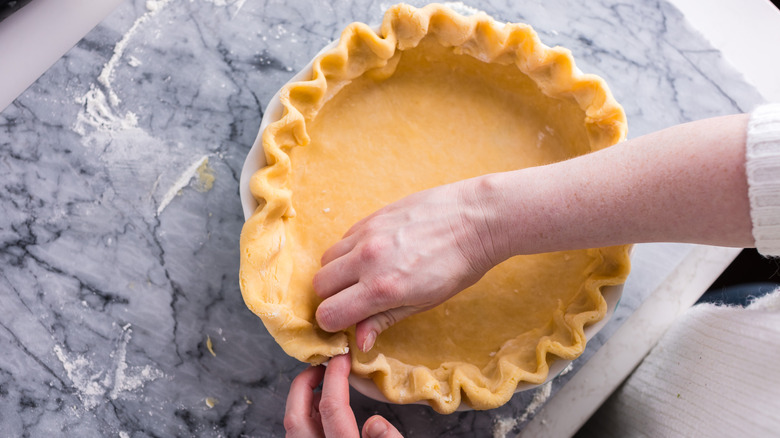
470, 114, 754, 258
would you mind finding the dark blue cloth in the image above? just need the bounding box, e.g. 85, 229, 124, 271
697, 282, 779, 307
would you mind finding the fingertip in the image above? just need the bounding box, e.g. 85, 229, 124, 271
319, 354, 360, 436
327, 353, 351, 375
315, 303, 335, 332
322, 354, 351, 393
362, 415, 402, 438
356, 307, 418, 353
315, 283, 371, 333
355, 320, 380, 353
361, 330, 377, 353
316, 302, 350, 334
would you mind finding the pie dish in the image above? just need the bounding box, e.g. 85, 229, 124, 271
239, 3, 630, 414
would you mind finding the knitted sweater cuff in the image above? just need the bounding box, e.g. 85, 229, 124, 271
746, 103, 780, 256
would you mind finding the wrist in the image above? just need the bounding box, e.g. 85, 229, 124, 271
458, 173, 517, 266
466, 166, 586, 258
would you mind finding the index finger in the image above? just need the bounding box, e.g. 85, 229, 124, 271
319, 354, 360, 438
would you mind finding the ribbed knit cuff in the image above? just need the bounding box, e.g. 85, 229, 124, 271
746, 104, 780, 257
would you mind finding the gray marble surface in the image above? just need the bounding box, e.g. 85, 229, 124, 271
0, 0, 764, 436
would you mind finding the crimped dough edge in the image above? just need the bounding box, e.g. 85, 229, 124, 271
239, 3, 630, 413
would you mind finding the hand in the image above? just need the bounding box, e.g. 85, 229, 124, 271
284, 354, 402, 438
313, 178, 505, 352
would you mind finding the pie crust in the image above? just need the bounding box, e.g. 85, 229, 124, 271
239, 3, 630, 414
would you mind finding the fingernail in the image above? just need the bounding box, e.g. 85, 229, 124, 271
361, 330, 377, 353
364, 418, 388, 438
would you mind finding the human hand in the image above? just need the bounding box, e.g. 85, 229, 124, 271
313, 178, 506, 352
284, 354, 402, 438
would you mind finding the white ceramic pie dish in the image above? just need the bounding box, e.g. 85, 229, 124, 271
240, 39, 339, 222
240, 30, 625, 411
347, 286, 621, 410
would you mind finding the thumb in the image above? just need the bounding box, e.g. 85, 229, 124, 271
362, 415, 403, 438
355, 307, 417, 353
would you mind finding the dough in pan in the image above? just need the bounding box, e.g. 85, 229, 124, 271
239, 3, 630, 414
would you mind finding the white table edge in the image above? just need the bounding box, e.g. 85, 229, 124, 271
1, 0, 779, 113
519, 245, 741, 437
0, 0, 125, 113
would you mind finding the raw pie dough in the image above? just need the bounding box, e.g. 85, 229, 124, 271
239, 3, 631, 414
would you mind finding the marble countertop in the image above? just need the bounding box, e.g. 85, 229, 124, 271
0, 0, 771, 436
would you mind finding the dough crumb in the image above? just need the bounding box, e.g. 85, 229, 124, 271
194, 158, 215, 192
206, 335, 216, 357
205, 397, 218, 408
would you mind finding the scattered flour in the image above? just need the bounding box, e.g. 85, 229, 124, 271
109, 328, 164, 400
53, 345, 106, 410
380, 2, 485, 17
73, 0, 227, 221
146, 0, 165, 12
232, 0, 248, 17
559, 363, 574, 376
442, 1, 485, 16
493, 416, 518, 438
99, 0, 174, 107
201, 0, 248, 18
492, 381, 553, 438
74, 0, 173, 137
74, 84, 139, 136
518, 381, 553, 423
53, 325, 163, 410
156, 155, 211, 215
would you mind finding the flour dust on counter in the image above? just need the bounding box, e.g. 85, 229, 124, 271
0, 0, 763, 436
51, 324, 164, 410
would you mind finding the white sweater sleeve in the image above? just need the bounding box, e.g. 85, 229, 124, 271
746, 103, 780, 256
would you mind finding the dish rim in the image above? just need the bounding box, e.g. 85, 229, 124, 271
239, 24, 626, 410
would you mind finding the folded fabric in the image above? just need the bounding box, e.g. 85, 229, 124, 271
581, 289, 780, 437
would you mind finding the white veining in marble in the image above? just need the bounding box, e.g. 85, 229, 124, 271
0, 0, 764, 436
